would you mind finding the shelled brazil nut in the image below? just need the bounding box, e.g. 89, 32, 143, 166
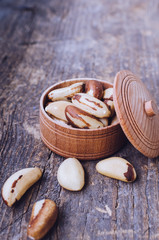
2, 167, 42, 207
85, 80, 103, 99
72, 93, 111, 118
27, 199, 58, 240
96, 157, 136, 182
45, 80, 118, 129
57, 158, 85, 191
65, 105, 104, 129
103, 87, 115, 117
45, 101, 73, 122
48, 82, 84, 101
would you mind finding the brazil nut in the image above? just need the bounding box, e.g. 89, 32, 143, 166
57, 158, 85, 191
48, 82, 84, 101
27, 199, 58, 240
1, 167, 42, 207
111, 114, 119, 125
45, 101, 73, 122
72, 93, 111, 118
99, 117, 109, 127
96, 157, 137, 182
65, 105, 104, 129
103, 88, 115, 116
85, 80, 103, 99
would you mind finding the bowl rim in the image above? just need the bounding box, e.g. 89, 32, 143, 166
40, 77, 119, 132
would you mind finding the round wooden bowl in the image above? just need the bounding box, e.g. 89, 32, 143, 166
40, 78, 127, 160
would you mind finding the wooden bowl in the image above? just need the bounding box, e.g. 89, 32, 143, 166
40, 78, 127, 160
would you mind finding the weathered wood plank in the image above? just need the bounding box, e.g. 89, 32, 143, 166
0, 0, 159, 239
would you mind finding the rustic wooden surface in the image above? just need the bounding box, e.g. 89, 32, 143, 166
0, 0, 159, 239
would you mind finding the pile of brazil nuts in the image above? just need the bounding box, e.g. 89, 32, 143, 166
45, 80, 119, 129
1, 157, 136, 239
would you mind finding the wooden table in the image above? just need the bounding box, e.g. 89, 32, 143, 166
0, 0, 159, 239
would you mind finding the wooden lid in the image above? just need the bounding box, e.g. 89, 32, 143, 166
114, 70, 159, 158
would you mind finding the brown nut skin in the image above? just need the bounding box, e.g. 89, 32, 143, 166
72, 93, 111, 118
85, 80, 103, 99
27, 199, 58, 240
65, 105, 104, 129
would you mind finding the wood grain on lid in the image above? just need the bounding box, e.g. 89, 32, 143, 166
114, 70, 159, 158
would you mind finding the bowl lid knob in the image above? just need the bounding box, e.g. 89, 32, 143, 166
145, 100, 158, 117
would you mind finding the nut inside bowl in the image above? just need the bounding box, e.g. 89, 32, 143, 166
40, 78, 127, 160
